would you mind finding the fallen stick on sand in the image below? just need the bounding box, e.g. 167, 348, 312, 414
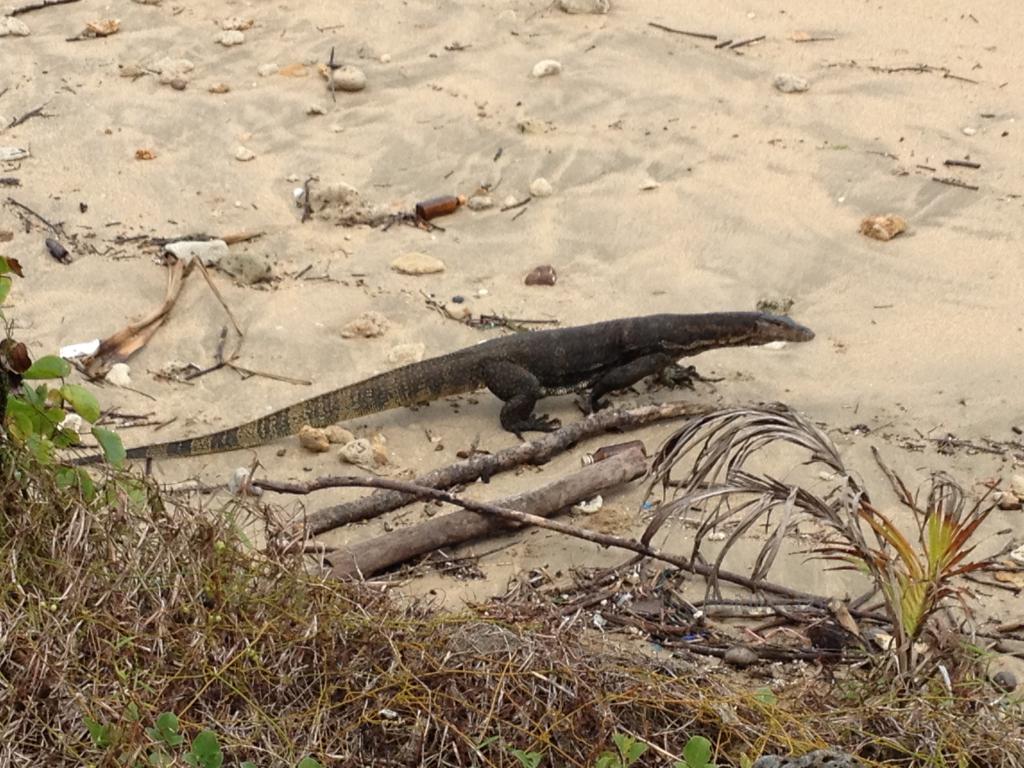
294, 401, 713, 537
325, 446, 647, 578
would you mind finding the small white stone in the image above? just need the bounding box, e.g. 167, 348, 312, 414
502, 194, 519, 208
330, 65, 367, 92
467, 195, 494, 211
962, 126, 977, 136
1009, 543, 1024, 568
256, 62, 277, 77
220, 16, 253, 31
379, 53, 391, 63
390, 252, 445, 275
1011, 474, 1024, 498
573, 495, 603, 514
763, 340, 788, 350
234, 146, 256, 161
164, 239, 229, 266
228, 467, 261, 495
557, 0, 610, 14
339, 438, 375, 468
476, 288, 488, 297
639, 178, 660, 191
215, 29, 245, 46
0, 147, 30, 162
105, 363, 132, 388
329, 123, 344, 133
532, 59, 562, 78
773, 73, 809, 93
529, 177, 553, 197
0, 16, 30, 36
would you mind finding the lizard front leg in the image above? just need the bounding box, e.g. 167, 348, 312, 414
480, 360, 562, 436
586, 352, 675, 413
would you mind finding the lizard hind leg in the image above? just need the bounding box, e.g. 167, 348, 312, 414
481, 360, 561, 436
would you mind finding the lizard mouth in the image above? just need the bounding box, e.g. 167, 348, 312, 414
759, 316, 815, 342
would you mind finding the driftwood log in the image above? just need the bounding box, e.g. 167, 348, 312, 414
326, 447, 647, 578
300, 402, 711, 536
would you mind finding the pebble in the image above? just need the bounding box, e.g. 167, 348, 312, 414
859, 213, 907, 241
1009, 543, 1024, 567
169, 77, 188, 91
325, 425, 355, 444
723, 645, 759, 668
466, 195, 494, 211
256, 63, 277, 77
0, 147, 30, 162
298, 425, 331, 453
227, 467, 259, 496
340, 311, 389, 338
164, 239, 229, 266
753, 750, 864, 768
996, 491, 1022, 510
991, 668, 1018, 692
557, 0, 610, 13
573, 495, 603, 514
105, 363, 132, 388
391, 252, 445, 275
0, 16, 30, 36
532, 59, 562, 78
529, 177, 553, 197
639, 178, 660, 191
220, 16, 253, 31
773, 73, 810, 93
962, 126, 977, 136
208, 83, 230, 94
524, 264, 557, 286
339, 438, 375, 468
330, 65, 367, 92
154, 57, 194, 86
1011, 474, 1024, 497
234, 146, 256, 161
215, 30, 245, 46
380, 53, 392, 63
386, 342, 426, 366
502, 194, 520, 208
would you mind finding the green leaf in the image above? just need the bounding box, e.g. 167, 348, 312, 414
85, 716, 114, 748
509, 749, 543, 768
0, 275, 11, 304
184, 730, 223, 768
752, 687, 777, 706
613, 733, 647, 767
91, 426, 126, 467
683, 736, 713, 768
5, 395, 36, 439
242, 762, 259, 768
60, 384, 100, 422
146, 712, 183, 748
296, 760, 322, 768
22, 355, 71, 380
124, 702, 141, 722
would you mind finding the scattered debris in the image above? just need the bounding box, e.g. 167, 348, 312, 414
134, 148, 156, 160
391, 252, 445, 275
859, 214, 907, 241
153, 57, 194, 87
524, 264, 557, 286
309, 181, 390, 226
299, 425, 331, 453
165, 239, 229, 266
932, 175, 979, 191
44, 237, 70, 263
0, 17, 31, 36
774, 73, 810, 93
0, 147, 30, 162
415, 195, 463, 221
529, 177, 553, 197
105, 362, 132, 388
340, 311, 389, 338
322, 64, 366, 92
385, 342, 426, 366
639, 178, 660, 191
220, 16, 253, 31
215, 29, 245, 46
466, 195, 494, 211
558, 0, 610, 14
647, 22, 716, 40
531, 59, 562, 78
325, 425, 354, 445
67, 18, 120, 41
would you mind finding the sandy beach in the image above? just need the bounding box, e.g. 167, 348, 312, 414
2, 0, 1022, 630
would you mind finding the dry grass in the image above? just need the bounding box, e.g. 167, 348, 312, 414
1, 444, 1021, 767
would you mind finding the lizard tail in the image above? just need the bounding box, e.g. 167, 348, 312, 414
72, 353, 483, 464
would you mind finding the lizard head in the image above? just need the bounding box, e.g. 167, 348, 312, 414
753, 313, 815, 343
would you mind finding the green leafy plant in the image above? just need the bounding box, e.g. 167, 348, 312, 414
675, 736, 716, 768
509, 747, 544, 768
595, 732, 647, 768
183, 729, 224, 768
0, 255, 124, 473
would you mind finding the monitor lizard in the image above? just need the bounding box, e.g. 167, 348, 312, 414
72, 311, 814, 463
